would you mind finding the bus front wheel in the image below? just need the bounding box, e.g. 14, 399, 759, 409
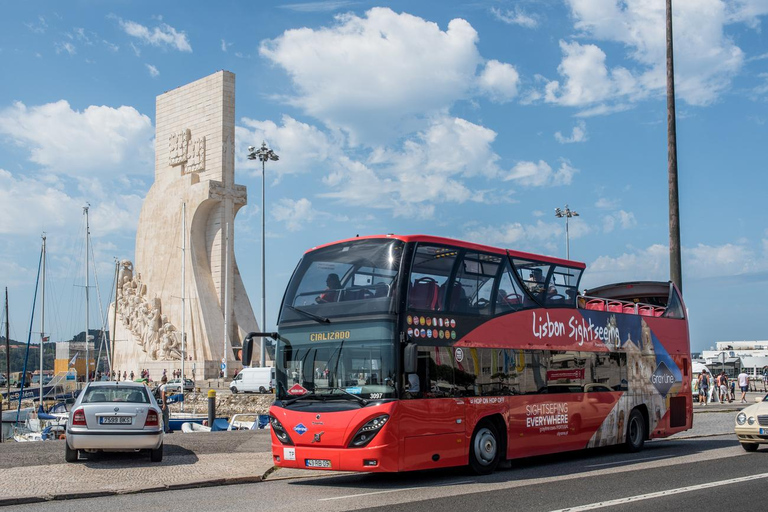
625, 409, 646, 453
469, 421, 500, 475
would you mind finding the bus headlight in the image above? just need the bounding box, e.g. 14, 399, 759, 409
349, 414, 389, 448
736, 412, 746, 425
270, 415, 294, 445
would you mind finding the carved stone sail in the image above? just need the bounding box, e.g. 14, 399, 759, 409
110, 71, 259, 379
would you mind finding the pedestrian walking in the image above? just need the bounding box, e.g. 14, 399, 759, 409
718, 372, 728, 404
159, 375, 171, 433
130, 370, 134, 381
738, 369, 749, 403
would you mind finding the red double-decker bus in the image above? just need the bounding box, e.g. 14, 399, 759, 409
266, 235, 692, 474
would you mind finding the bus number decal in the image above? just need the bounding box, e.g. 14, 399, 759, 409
370, 393, 383, 400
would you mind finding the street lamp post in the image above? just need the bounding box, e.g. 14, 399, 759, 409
247, 142, 279, 368
554, 205, 579, 260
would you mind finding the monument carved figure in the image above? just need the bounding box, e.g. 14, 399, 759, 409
109, 71, 260, 379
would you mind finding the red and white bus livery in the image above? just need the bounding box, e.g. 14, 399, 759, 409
266, 235, 692, 474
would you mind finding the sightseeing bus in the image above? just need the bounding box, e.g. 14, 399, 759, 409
264, 235, 692, 474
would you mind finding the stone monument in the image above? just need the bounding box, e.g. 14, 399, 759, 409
109, 71, 259, 380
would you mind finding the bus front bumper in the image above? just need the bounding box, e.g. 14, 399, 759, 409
272, 441, 399, 473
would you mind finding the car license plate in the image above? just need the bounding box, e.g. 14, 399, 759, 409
761, 428, 766, 435
100, 416, 132, 425
305, 459, 331, 468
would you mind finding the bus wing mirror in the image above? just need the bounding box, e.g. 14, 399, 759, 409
404, 343, 418, 374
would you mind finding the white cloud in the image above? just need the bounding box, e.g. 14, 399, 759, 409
490, 7, 539, 28
145, 64, 159, 77
272, 198, 316, 231
548, 0, 765, 109
117, 18, 192, 52
259, 7, 482, 145
56, 41, 76, 55
279, 1, 356, 12
463, 220, 566, 255
503, 159, 577, 187
595, 197, 619, 209
25, 16, 48, 34
602, 210, 637, 233
0, 100, 154, 176
478, 60, 520, 103
554, 120, 588, 143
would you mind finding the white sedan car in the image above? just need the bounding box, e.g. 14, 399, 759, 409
66, 381, 164, 462
735, 393, 768, 451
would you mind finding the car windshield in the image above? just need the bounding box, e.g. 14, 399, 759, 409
82, 387, 150, 404
280, 239, 404, 323
276, 338, 396, 402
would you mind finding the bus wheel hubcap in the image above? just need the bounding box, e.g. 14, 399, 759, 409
475, 428, 497, 465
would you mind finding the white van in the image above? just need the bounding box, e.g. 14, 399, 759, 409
230, 367, 275, 394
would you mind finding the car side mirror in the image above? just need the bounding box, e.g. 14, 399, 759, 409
403, 343, 417, 374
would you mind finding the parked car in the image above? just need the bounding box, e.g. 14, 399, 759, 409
230, 367, 274, 394
735, 393, 768, 451
165, 378, 194, 392
65, 381, 164, 463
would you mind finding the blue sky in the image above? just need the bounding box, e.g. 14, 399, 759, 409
1, 1, 767, 353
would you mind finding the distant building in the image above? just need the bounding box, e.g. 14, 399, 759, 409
54, 341, 95, 379
701, 341, 768, 378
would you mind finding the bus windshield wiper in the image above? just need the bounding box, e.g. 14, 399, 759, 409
317, 386, 368, 406
286, 305, 331, 324
283, 392, 323, 406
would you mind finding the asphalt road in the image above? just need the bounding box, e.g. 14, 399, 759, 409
11, 410, 764, 512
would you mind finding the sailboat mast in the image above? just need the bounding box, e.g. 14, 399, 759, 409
84, 205, 90, 382
181, 202, 186, 412
5, 288, 10, 401
39, 235, 46, 408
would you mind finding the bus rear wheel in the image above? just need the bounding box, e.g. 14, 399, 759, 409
625, 409, 646, 453
469, 421, 500, 475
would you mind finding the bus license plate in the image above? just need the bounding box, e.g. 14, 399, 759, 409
100, 417, 132, 425
305, 459, 331, 468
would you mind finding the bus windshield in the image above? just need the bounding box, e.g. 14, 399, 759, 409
280, 239, 404, 323
276, 338, 397, 401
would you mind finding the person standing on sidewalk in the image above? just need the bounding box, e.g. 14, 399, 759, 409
718, 372, 728, 404
698, 370, 709, 405
159, 375, 171, 433
738, 369, 750, 403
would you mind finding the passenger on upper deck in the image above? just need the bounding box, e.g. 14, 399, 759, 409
527, 268, 546, 295
316, 273, 342, 303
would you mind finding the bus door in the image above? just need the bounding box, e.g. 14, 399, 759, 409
399, 346, 466, 470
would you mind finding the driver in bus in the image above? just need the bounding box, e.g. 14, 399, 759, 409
316, 273, 342, 303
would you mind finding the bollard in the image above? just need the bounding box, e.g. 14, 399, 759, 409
208, 389, 216, 429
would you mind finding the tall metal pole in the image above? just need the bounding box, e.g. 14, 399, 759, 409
4, 288, 10, 405
39, 235, 46, 409
84, 206, 90, 382
181, 202, 186, 411
223, 212, 229, 379
565, 215, 570, 261
111, 259, 119, 379
666, 0, 682, 292
261, 158, 266, 368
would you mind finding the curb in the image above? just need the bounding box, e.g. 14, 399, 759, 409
0, 472, 268, 507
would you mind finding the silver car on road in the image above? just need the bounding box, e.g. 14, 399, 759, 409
66, 381, 164, 462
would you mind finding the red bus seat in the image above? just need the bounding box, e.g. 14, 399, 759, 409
653, 307, 665, 317
623, 304, 637, 314
585, 299, 605, 311
606, 301, 623, 313
638, 305, 654, 316
409, 279, 439, 310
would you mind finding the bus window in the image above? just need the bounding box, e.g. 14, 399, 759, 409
426, 346, 456, 398
495, 263, 526, 314
543, 266, 583, 307
448, 252, 501, 315
408, 245, 458, 311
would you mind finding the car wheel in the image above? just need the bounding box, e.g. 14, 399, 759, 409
469, 420, 500, 475
231, 387, 238, 394
65, 442, 78, 463
259, 386, 267, 394
150, 443, 164, 462
625, 409, 646, 453
741, 442, 759, 452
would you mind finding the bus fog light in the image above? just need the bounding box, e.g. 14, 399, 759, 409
363, 459, 378, 467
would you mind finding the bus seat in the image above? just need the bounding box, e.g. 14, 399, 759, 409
623, 304, 637, 314
409, 279, 439, 310
442, 282, 468, 312
653, 307, 665, 317
638, 305, 654, 316
606, 301, 623, 313
585, 299, 605, 311
373, 283, 389, 298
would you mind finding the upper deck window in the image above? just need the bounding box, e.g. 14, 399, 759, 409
280, 239, 404, 323
512, 258, 582, 308
408, 245, 458, 311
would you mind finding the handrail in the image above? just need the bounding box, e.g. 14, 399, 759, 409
577, 295, 665, 316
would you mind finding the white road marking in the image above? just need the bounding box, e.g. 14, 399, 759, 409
318, 480, 476, 501
551, 472, 768, 512
585, 455, 673, 468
